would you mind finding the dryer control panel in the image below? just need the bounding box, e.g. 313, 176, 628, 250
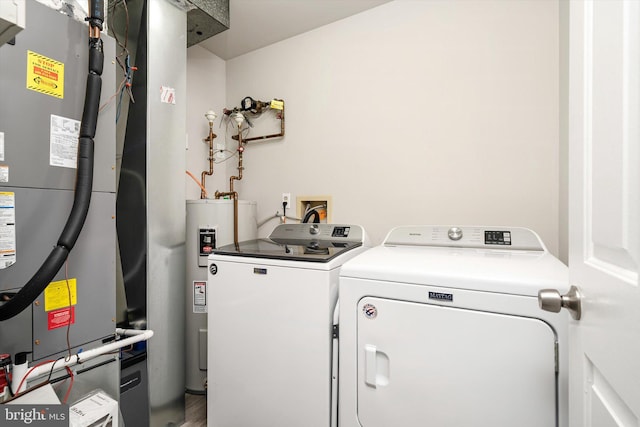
383, 226, 545, 251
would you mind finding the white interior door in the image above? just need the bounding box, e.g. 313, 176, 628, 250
568, 1, 640, 426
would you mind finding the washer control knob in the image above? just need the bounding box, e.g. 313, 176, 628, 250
448, 227, 463, 241
310, 224, 320, 235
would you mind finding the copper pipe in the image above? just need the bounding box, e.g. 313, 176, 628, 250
239, 132, 283, 143
229, 150, 244, 193
200, 123, 216, 199
214, 190, 239, 250
234, 101, 285, 143
215, 120, 245, 249
232, 194, 239, 250
87, 0, 102, 40
89, 26, 101, 39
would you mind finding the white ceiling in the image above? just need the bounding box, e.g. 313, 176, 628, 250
198, 0, 393, 60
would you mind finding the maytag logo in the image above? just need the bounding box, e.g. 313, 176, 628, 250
429, 291, 453, 302
2, 405, 68, 426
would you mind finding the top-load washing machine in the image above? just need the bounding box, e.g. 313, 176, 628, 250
338, 226, 569, 427
207, 223, 370, 427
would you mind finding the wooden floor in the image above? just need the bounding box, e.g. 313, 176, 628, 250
181, 393, 207, 427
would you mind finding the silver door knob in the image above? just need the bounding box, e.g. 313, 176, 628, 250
538, 285, 582, 320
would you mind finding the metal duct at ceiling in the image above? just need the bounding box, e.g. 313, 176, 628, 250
186, 0, 229, 47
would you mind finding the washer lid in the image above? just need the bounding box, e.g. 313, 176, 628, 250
213, 224, 366, 263
213, 238, 362, 262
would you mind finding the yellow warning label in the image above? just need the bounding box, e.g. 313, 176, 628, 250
44, 278, 77, 312
26, 51, 64, 99
270, 99, 284, 110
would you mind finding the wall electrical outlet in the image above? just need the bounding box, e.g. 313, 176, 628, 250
282, 193, 291, 205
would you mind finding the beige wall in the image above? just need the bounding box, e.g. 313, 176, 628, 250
188, 0, 562, 255
559, 0, 570, 264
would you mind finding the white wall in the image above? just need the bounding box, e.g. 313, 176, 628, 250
186, 45, 228, 201
190, 0, 561, 255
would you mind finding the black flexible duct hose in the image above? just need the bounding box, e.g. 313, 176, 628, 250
302, 209, 321, 224
0, 3, 104, 321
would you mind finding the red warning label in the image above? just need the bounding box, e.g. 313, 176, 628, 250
33, 66, 59, 81
47, 306, 75, 330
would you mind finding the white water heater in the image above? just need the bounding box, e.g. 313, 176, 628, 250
185, 199, 257, 393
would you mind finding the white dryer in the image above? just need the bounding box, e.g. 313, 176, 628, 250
207, 223, 369, 427
338, 226, 569, 427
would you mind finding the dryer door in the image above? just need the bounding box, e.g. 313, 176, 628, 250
357, 297, 557, 427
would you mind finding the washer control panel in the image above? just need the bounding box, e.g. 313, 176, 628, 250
447, 227, 463, 241
270, 223, 363, 244
484, 230, 511, 246
331, 226, 350, 238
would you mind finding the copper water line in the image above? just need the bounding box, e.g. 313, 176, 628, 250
229, 146, 244, 193
215, 120, 245, 249
214, 189, 239, 250
234, 100, 285, 143
89, 26, 101, 39
200, 121, 216, 199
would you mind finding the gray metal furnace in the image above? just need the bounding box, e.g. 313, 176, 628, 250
0, 0, 118, 399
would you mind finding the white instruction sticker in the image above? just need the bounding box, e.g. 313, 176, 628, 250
50, 114, 80, 168
0, 132, 4, 161
193, 281, 207, 313
160, 86, 176, 104
0, 165, 7, 183
0, 192, 16, 269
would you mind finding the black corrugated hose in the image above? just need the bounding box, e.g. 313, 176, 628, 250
0, 1, 104, 321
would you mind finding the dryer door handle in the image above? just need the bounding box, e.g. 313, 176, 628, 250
364, 344, 390, 388
364, 344, 378, 387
